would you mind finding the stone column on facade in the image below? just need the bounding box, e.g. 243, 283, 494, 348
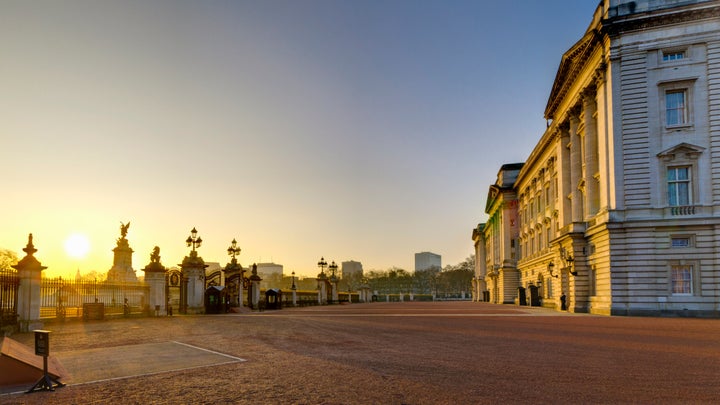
568, 107, 584, 224
473, 224, 487, 301
180, 251, 208, 314
583, 86, 600, 217
13, 234, 47, 332
142, 246, 167, 316
593, 65, 610, 213
557, 123, 572, 228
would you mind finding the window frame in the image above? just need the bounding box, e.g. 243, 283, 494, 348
667, 166, 692, 207
658, 79, 696, 130
668, 260, 700, 297
662, 49, 686, 62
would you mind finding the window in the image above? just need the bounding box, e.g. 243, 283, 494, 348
662, 50, 685, 61
671, 264, 693, 295
546, 226, 552, 246
666, 90, 687, 126
667, 166, 691, 206
671, 237, 690, 248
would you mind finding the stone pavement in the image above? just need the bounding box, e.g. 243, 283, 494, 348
1, 301, 719, 404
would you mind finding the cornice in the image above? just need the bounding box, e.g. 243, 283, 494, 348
603, 3, 720, 37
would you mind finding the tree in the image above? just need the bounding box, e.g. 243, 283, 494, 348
0, 248, 18, 272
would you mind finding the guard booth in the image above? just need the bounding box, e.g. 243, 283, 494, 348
265, 289, 282, 310
204, 286, 227, 314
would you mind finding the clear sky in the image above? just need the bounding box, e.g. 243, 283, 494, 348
1, 0, 598, 278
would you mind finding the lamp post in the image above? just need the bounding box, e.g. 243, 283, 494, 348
227, 238, 241, 261
317, 257, 328, 304
226, 238, 242, 308
548, 261, 558, 278
291, 271, 297, 307
186, 227, 202, 253
560, 247, 577, 276
328, 261, 339, 303
317, 257, 327, 276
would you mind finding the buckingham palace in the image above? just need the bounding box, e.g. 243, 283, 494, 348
473, 0, 720, 316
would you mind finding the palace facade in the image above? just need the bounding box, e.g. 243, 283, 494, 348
473, 0, 720, 316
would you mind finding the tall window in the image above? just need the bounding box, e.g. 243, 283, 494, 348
666, 90, 687, 126
667, 166, 691, 206
671, 265, 693, 295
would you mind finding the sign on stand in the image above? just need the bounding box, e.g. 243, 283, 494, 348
27, 330, 65, 393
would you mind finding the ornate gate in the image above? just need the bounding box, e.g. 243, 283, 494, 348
0, 269, 19, 328
165, 269, 184, 315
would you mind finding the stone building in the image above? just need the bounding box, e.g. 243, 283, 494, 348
414, 251, 441, 272
474, 0, 720, 316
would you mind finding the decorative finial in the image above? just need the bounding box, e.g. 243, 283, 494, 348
23, 233, 37, 256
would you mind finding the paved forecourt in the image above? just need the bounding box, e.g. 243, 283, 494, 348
1, 301, 719, 404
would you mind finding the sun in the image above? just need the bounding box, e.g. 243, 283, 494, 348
65, 233, 90, 259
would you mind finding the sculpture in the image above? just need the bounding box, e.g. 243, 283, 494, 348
120, 221, 130, 238
150, 246, 161, 264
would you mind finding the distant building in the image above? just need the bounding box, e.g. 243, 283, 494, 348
341, 261, 363, 278
415, 252, 441, 272
256, 262, 283, 289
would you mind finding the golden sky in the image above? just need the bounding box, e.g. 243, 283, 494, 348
1, 0, 596, 278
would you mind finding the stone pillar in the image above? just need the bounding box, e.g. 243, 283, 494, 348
316, 273, 328, 304
143, 247, 166, 316
409, 292, 414, 301
568, 108, 583, 223
13, 234, 47, 332
249, 263, 262, 309
330, 276, 339, 303
180, 251, 207, 314
583, 86, 599, 217
473, 224, 487, 302
557, 123, 572, 228
292, 286, 297, 307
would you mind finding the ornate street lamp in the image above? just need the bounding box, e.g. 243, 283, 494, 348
329, 261, 338, 278
186, 227, 202, 252
547, 261, 558, 278
560, 247, 577, 276
317, 257, 327, 276
227, 238, 241, 262
291, 271, 296, 290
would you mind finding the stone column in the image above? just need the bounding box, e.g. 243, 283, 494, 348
142, 247, 166, 316
316, 273, 328, 304
330, 276, 339, 303
557, 123, 572, 228
13, 234, 47, 332
291, 285, 297, 307
473, 224, 487, 301
249, 264, 262, 309
583, 86, 599, 217
568, 107, 583, 224
180, 251, 208, 314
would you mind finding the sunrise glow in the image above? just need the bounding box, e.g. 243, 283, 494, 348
64, 233, 91, 259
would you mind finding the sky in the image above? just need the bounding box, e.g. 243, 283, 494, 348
1, 0, 599, 278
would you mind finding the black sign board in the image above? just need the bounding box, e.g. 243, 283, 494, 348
34, 330, 50, 356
